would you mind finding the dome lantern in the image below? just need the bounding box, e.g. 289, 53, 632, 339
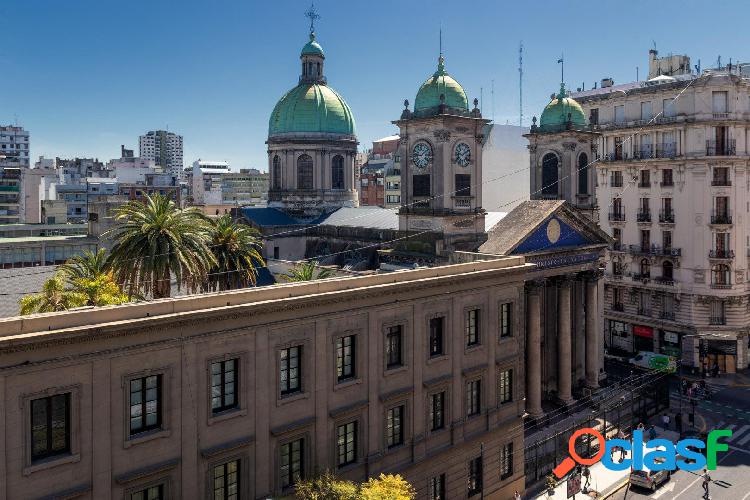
413, 55, 469, 117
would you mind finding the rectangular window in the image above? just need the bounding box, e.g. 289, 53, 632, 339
500, 442, 514, 480
211, 359, 238, 414
640, 101, 652, 120
337, 421, 357, 467
465, 309, 480, 346
130, 485, 164, 500
663, 98, 676, 118
30, 393, 70, 461
413, 174, 430, 197
213, 459, 240, 500
386, 325, 403, 369
129, 375, 162, 435
663, 230, 673, 250
429, 474, 446, 500
430, 391, 445, 431
280, 438, 304, 489
589, 108, 598, 125
280, 346, 302, 396
429, 317, 444, 357
499, 302, 512, 338
386, 405, 404, 448
712, 91, 728, 113
468, 456, 483, 496
498, 368, 513, 404
467, 379, 481, 416
614, 105, 625, 124
336, 335, 355, 381
710, 300, 726, 325
455, 174, 471, 196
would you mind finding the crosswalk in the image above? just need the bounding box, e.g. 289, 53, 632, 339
709, 422, 750, 446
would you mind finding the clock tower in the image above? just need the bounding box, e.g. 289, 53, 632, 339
393, 54, 490, 250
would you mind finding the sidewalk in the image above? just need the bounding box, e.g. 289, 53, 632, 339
532, 425, 680, 499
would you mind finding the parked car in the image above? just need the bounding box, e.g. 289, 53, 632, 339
629, 351, 677, 373
629, 460, 671, 492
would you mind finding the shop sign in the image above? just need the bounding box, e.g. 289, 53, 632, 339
633, 325, 654, 338
663, 331, 680, 344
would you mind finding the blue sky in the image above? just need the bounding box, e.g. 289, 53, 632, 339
2, 0, 747, 171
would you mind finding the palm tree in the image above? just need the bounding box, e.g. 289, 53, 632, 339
205, 214, 265, 291
281, 260, 334, 282
105, 194, 216, 299
19, 274, 86, 315
59, 248, 109, 282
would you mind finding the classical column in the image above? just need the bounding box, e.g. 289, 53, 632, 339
557, 277, 574, 404
585, 274, 600, 388
526, 281, 544, 418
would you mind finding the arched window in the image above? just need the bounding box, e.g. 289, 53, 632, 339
272, 155, 281, 190
297, 154, 314, 190
640, 258, 650, 277
712, 264, 730, 286
332, 155, 345, 189
541, 153, 559, 196
316, 62, 321, 76
662, 261, 674, 280
578, 153, 589, 195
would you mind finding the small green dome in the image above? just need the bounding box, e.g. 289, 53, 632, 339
539, 83, 587, 130
269, 83, 355, 136
414, 56, 468, 112
301, 32, 324, 58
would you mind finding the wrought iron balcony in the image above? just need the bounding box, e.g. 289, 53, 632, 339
654, 276, 676, 286
706, 139, 736, 156
637, 307, 652, 317
631, 273, 651, 282
633, 146, 653, 160
709, 316, 726, 325
658, 209, 675, 223
637, 209, 652, 222
638, 180, 651, 189
710, 211, 732, 225
655, 143, 678, 159
629, 244, 658, 255
660, 311, 676, 320
709, 249, 735, 259
611, 242, 626, 252
608, 211, 626, 222
710, 283, 732, 290
657, 247, 682, 257
711, 178, 731, 187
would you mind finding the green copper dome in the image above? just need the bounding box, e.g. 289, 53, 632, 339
414, 56, 468, 112
301, 32, 324, 58
539, 83, 587, 130
269, 83, 356, 136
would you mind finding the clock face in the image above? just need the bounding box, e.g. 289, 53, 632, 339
455, 142, 471, 166
412, 142, 433, 169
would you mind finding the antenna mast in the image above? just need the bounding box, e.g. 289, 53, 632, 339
518, 41, 524, 127
491, 79, 495, 122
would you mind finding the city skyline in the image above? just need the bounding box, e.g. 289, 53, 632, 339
1, 0, 748, 171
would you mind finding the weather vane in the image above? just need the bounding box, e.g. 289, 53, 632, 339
305, 3, 320, 34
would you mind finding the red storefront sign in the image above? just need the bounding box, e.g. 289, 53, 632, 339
633, 325, 654, 338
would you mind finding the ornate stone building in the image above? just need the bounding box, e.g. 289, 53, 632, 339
266, 29, 358, 219
525, 83, 599, 220
394, 53, 489, 250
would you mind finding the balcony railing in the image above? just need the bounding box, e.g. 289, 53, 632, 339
712, 112, 729, 120
654, 276, 676, 286
657, 247, 682, 257
655, 143, 678, 158
711, 178, 731, 187
709, 316, 726, 325
706, 139, 736, 156
629, 244, 657, 255
632, 273, 651, 282
637, 308, 652, 317
660, 311, 676, 320
709, 249, 734, 259
633, 146, 653, 160
637, 209, 652, 222
611, 242, 626, 252
659, 209, 675, 223
612, 303, 624, 312
710, 211, 732, 225
608, 211, 626, 222
710, 283, 732, 289
610, 175, 623, 188
638, 180, 651, 188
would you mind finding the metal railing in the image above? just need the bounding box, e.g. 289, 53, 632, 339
655, 143, 677, 158
629, 244, 657, 255
612, 303, 624, 312
632, 273, 651, 282
706, 139, 736, 156
710, 283, 732, 289
611, 242, 625, 252
659, 311, 675, 320
660, 179, 674, 188
609, 211, 626, 222
709, 249, 734, 259
709, 316, 726, 325
610, 175, 623, 187
654, 277, 676, 286
711, 177, 731, 187
710, 211, 732, 224
657, 247, 682, 257
637, 209, 652, 222
658, 209, 675, 223
637, 307, 652, 316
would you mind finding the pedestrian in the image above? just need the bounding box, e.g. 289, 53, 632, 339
681, 379, 688, 395
702, 468, 711, 498
712, 362, 719, 378
617, 429, 627, 462
514, 490, 522, 500
675, 412, 682, 433
649, 425, 657, 441
661, 413, 670, 430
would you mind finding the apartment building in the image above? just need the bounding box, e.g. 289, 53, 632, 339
0, 258, 529, 499
139, 130, 184, 179
221, 169, 269, 206
0, 125, 30, 168
0, 167, 21, 224
570, 59, 750, 372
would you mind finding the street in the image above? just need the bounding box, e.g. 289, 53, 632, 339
608, 381, 750, 500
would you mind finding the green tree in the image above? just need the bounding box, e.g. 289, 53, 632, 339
360, 474, 416, 500
205, 214, 265, 291
105, 194, 216, 298
58, 248, 109, 282
70, 274, 130, 307
294, 471, 358, 500
18, 274, 86, 315
281, 260, 334, 282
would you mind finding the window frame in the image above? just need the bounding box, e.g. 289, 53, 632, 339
500, 441, 514, 480
466, 378, 482, 417
122, 368, 171, 446
335, 334, 357, 383
128, 374, 163, 436
429, 390, 446, 432
30, 392, 71, 462
497, 367, 513, 405
465, 308, 481, 347
280, 345, 303, 397
385, 403, 405, 449
279, 437, 305, 490
428, 315, 445, 358
429, 473, 446, 500
211, 458, 241, 500
127, 480, 169, 500
336, 420, 358, 468
499, 302, 513, 339
467, 455, 483, 497
385, 324, 404, 370
210, 358, 239, 415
